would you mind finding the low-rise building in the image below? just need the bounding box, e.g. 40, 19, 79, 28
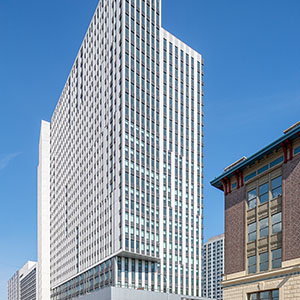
211, 122, 300, 300
8, 271, 19, 300
8, 261, 38, 300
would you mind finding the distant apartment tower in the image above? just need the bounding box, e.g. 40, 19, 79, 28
202, 234, 224, 300
211, 121, 300, 300
8, 262, 38, 300
38, 0, 204, 299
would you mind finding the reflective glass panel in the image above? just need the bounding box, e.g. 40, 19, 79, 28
272, 212, 282, 234
259, 217, 269, 238
271, 176, 282, 199
260, 291, 269, 299
248, 189, 257, 209
272, 248, 282, 269
272, 290, 279, 300
260, 252, 269, 272
249, 293, 258, 300
248, 255, 256, 274
259, 182, 269, 204
248, 222, 257, 242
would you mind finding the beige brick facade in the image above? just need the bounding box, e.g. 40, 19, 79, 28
223, 271, 300, 300
223, 258, 300, 299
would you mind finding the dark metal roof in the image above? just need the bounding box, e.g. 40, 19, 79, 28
210, 123, 300, 190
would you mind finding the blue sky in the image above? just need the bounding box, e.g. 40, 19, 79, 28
0, 0, 300, 298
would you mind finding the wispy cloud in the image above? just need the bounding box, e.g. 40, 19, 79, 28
0, 153, 21, 171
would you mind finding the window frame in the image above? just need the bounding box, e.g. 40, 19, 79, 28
248, 222, 257, 242
272, 212, 282, 234
259, 217, 269, 239
259, 182, 269, 204
259, 252, 269, 272
271, 176, 282, 199
248, 290, 279, 300
248, 255, 256, 274
247, 188, 257, 210
272, 248, 282, 269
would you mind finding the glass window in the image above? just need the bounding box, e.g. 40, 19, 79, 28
272, 212, 282, 234
245, 171, 256, 182
272, 248, 282, 269
259, 218, 269, 238
132, 259, 135, 283
248, 189, 257, 210
249, 290, 279, 300
248, 222, 257, 242
257, 165, 268, 174
138, 260, 142, 280
117, 257, 122, 280
249, 293, 258, 300
272, 290, 279, 300
270, 156, 283, 168
259, 182, 269, 204
260, 291, 269, 300
294, 146, 300, 155
259, 252, 269, 272
248, 255, 256, 274
271, 176, 282, 199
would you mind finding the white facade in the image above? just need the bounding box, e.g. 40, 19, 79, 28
37, 121, 50, 300
8, 261, 38, 300
74, 286, 181, 300
159, 28, 203, 296
8, 271, 19, 300
19, 262, 38, 300
43, 1, 204, 299
202, 234, 224, 300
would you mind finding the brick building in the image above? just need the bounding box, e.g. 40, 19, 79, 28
210, 122, 300, 300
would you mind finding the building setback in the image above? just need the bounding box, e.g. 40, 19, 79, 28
38, 0, 205, 300
8, 262, 38, 300
211, 121, 300, 300
202, 234, 224, 300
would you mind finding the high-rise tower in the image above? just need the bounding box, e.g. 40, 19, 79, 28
38, 1, 204, 299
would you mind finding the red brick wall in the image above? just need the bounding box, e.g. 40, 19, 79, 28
224, 186, 246, 275
282, 154, 300, 262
